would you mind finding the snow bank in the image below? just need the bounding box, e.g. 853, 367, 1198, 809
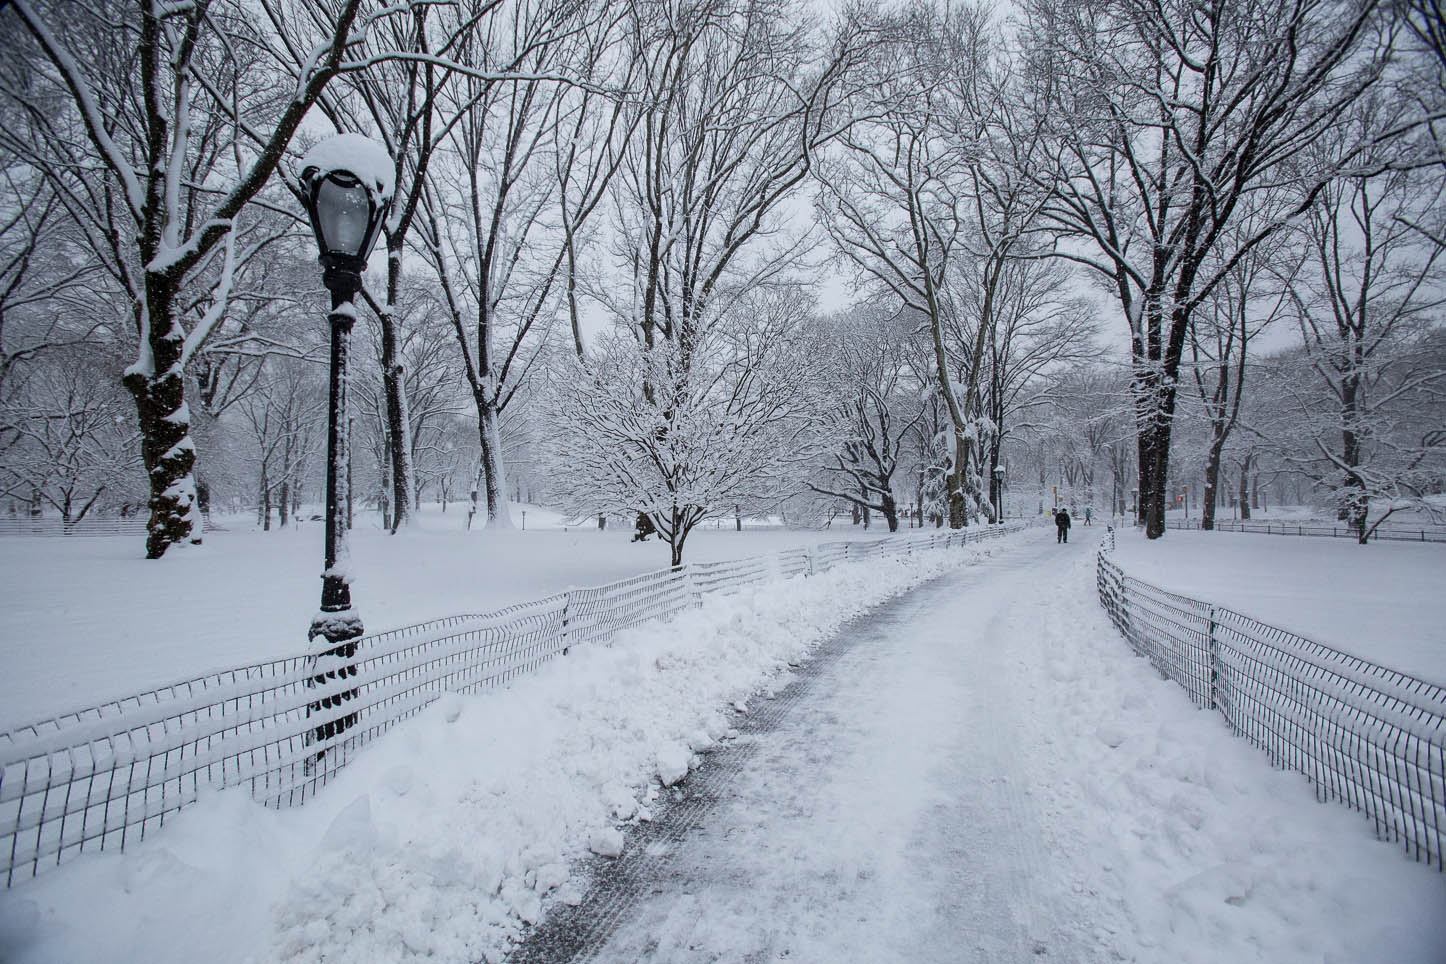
1039, 541, 1446, 963
0, 541, 1005, 964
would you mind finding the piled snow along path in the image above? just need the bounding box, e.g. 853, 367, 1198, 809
0, 539, 1009, 964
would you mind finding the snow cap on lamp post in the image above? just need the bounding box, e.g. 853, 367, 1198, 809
298, 133, 394, 282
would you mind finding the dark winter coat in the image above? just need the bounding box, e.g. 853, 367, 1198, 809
1056, 510, 1071, 530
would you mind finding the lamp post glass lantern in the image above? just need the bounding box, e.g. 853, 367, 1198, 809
298, 135, 393, 761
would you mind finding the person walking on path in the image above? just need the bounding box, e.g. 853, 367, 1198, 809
1056, 507, 1071, 543
1084, 507, 1092, 526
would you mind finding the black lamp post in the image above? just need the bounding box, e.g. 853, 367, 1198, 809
993, 464, 1005, 521
298, 135, 392, 761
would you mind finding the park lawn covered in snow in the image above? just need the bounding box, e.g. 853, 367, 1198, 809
0, 537, 1009, 963
1, 527, 1440, 964
0, 503, 902, 731
1109, 526, 1446, 684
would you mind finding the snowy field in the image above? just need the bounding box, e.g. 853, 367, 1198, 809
0, 503, 904, 731
1110, 526, 1445, 683
1, 528, 1440, 964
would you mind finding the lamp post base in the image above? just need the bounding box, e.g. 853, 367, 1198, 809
307, 607, 363, 763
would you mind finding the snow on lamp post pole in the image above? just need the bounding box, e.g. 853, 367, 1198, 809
993, 465, 1005, 521
297, 134, 393, 766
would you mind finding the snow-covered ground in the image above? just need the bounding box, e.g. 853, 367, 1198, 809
1, 528, 1440, 964
0, 503, 902, 731
1110, 526, 1445, 684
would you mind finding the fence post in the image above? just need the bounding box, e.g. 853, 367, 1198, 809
688, 564, 702, 608
561, 588, 572, 655
1207, 605, 1220, 711
806, 546, 815, 578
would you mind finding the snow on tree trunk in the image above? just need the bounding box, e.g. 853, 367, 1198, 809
123, 296, 202, 558
478, 403, 512, 528
381, 239, 414, 532
1201, 435, 1225, 531
380, 321, 413, 532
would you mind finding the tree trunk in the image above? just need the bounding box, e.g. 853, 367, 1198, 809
988, 447, 1003, 522
1237, 454, 1252, 521
1139, 418, 1171, 539
882, 491, 899, 532
668, 506, 687, 567
278, 480, 290, 528
1341, 375, 1368, 541
379, 449, 392, 532
381, 239, 415, 532
477, 401, 513, 527
1201, 433, 1225, 531
123, 283, 202, 557
948, 469, 966, 528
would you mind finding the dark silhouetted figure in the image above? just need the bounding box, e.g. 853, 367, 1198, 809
632, 513, 656, 542
1056, 508, 1072, 543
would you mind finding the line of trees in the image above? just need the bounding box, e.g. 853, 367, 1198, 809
0, 0, 1439, 561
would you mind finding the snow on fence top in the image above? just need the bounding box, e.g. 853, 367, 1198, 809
0, 523, 1027, 887
1096, 534, 1446, 872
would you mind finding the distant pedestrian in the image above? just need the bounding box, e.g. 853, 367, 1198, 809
1056, 507, 1071, 543
1084, 507, 1092, 526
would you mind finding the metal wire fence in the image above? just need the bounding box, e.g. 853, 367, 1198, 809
1165, 518, 1446, 543
0, 517, 151, 537
1096, 529, 1445, 871
0, 522, 1026, 887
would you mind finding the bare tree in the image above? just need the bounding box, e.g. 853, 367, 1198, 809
816, 3, 989, 527
808, 302, 924, 531
416, 0, 623, 529
1186, 221, 1289, 529
315, 0, 545, 531
968, 254, 1095, 521
236, 355, 325, 529
597, 0, 865, 352
0, 348, 143, 521
1024, 0, 1396, 538
0, 172, 108, 404
1278, 161, 1445, 540
0, 0, 430, 556
541, 289, 828, 565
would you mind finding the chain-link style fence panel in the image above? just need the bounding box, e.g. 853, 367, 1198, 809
1, 522, 1027, 887
0, 518, 152, 537
1164, 518, 1446, 543
1097, 532, 1445, 871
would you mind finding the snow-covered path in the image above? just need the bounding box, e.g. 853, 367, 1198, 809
510, 530, 1445, 964
513, 538, 1106, 962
